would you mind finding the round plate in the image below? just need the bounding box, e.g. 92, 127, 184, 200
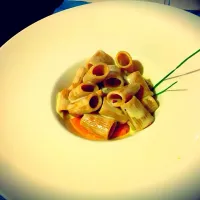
0, 1, 200, 200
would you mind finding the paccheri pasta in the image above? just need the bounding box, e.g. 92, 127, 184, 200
56, 50, 159, 140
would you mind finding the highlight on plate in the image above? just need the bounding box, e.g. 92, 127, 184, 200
56, 50, 159, 141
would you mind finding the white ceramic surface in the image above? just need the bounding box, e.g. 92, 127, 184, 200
0, 1, 200, 200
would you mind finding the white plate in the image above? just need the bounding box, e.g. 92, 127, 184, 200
0, 1, 200, 200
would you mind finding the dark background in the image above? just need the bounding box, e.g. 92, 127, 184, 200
0, 0, 64, 46
0, 0, 199, 47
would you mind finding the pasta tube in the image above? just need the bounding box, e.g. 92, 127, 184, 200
141, 95, 159, 113
67, 93, 102, 117
107, 65, 121, 75
103, 75, 124, 88
56, 88, 70, 118
68, 83, 99, 102
145, 78, 153, 90
102, 87, 116, 95
86, 50, 114, 68
99, 98, 128, 124
68, 66, 88, 90
115, 51, 135, 73
126, 71, 153, 99
103, 64, 124, 88
107, 83, 140, 107
96, 89, 104, 97
80, 114, 117, 139
121, 96, 154, 131
83, 63, 109, 84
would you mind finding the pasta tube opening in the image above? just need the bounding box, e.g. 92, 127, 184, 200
103, 65, 124, 88
109, 94, 122, 103
104, 77, 122, 88
68, 83, 98, 102
89, 95, 99, 108
83, 63, 109, 84
118, 53, 130, 66
92, 64, 107, 76
81, 84, 95, 92
67, 93, 102, 117
115, 51, 134, 73
107, 83, 140, 107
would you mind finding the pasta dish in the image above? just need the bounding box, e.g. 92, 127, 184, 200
56, 50, 159, 140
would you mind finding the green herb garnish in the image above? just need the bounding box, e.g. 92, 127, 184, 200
155, 81, 178, 96
153, 49, 200, 90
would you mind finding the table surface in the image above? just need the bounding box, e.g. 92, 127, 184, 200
54, 0, 200, 15
85, 0, 200, 10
